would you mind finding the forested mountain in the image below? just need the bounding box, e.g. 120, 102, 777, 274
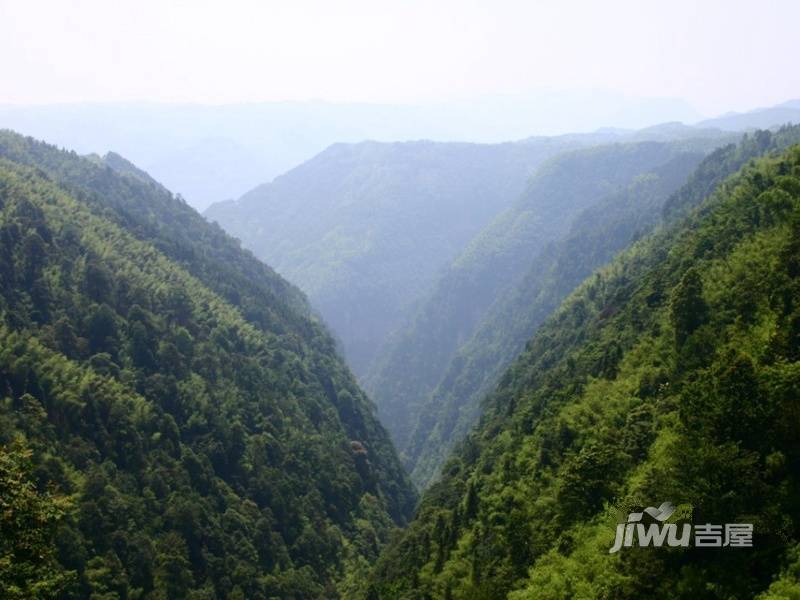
366, 137, 728, 470
403, 151, 708, 487
404, 128, 800, 488
204, 138, 589, 376
0, 130, 415, 599
368, 128, 800, 598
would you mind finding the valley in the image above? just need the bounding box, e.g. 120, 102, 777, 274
2, 90, 799, 600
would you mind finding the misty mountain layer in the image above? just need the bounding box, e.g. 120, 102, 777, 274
0, 93, 708, 210
205, 138, 590, 376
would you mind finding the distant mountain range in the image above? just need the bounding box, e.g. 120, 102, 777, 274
0, 92, 753, 210
697, 102, 800, 130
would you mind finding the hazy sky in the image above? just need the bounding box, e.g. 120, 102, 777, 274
1, 0, 798, 116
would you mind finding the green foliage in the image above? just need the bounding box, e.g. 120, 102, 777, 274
369, 137, 727, 485
401, 127, 800, 490
669, 267, 708, 347
0, 440, 74, 599
757, 544, 800, 599
0, 130, 416, 598
370, 139, 800, 598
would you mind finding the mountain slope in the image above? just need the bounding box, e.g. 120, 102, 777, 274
404, 151, 706, 487
366, 138, 726, 459
0, 131, 415, 599
405, 128, 800, 488
205, 138, 586, 376
370, 133, 800, 598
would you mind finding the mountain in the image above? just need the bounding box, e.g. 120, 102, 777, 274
88, 151, 169, 191
368, 127, 800, 598
0, 94, 702, 209
0, 130, 415, 599
523, 121, 724, 145
404, 127, 800, 489
1, 99, 792, 212
403, 151, 708, 487
698, 102, 800, 131
365, 136, 729, 468
205, 138, 589, 376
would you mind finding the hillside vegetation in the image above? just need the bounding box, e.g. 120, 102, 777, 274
369, 134, 800, 598
0, 131, 415, 599
367, 138, 727, 473
403, 128, 800, 488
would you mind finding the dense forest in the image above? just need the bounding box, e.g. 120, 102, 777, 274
0, 130, 415, 599
402, 127, 800, 488
401, 150, 708, 487
3, 0, 799, 597
366, 136, 728, 483
3, 124, 800, 599
205, 127, 743, 488
368, 130, 800, 598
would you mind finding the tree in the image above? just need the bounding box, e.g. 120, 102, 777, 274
153, 533, 194, 598
86, 304, 118, 355
0, 441, 74, 599
669, 267, 708, 347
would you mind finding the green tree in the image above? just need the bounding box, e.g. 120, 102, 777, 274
670, 266, 708, 347
0, 441, 74, 599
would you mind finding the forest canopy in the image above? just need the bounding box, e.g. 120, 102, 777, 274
0, 131, 415, 599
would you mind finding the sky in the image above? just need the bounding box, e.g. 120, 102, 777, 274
1, 0, 798, 117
